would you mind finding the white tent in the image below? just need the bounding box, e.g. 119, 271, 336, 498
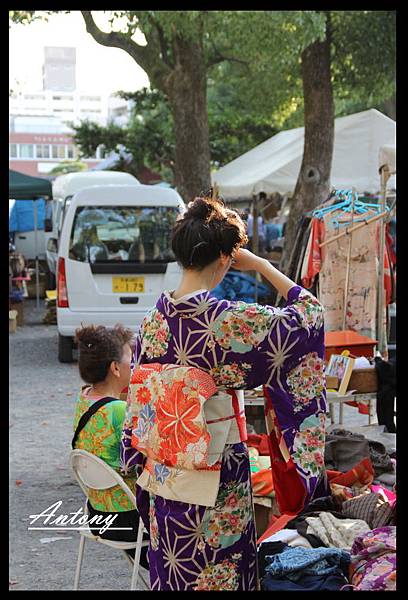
379, 143, 396, 174
213, 109, 396, 198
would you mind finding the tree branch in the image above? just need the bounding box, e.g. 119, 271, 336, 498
81, 11, 171, 88
206, 39, 250, 69
148, 16, 174, 69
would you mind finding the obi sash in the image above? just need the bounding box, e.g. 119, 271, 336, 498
127, 363, 247, 506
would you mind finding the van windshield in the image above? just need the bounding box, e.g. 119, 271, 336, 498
69, 205, 179, 264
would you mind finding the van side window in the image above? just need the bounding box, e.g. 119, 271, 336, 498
69, 206, 178, 264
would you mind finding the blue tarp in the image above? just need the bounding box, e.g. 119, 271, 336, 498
9, 199, 46, 233
212, 271, 270, 303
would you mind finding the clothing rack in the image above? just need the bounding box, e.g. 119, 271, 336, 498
318, 210, 388, 248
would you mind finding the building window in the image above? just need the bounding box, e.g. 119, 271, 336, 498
9, 143, 18, 158
80, 95, 101, 102
52, 95, 74, 101
19, 144, 34, 158
24, 94, 46, 100
51, 145, 66, 159
36, 144, 50, 159
67, 145, 75, 159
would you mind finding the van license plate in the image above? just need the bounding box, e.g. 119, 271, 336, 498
112, 277, 144, 293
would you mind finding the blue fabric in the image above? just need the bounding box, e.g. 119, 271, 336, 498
265, 546, 350, 580
9, 199, 45, 233
265, 223, 283, 243
262, 572, 350, 591
212, 272, 270, 303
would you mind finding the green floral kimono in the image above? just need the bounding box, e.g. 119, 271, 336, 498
73, 386, 136, 512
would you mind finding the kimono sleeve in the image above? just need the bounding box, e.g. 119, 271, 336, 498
236, 285, 325, 391
258, 285, 328, 512
120, 330, 146, 477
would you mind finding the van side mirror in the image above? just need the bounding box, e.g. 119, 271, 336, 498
44, 218, 53, 233
47, 238, 58, 253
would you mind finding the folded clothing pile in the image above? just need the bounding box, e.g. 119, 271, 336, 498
325, 428, 394, 479
260, 543, 350, 591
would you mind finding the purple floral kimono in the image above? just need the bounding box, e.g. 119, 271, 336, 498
121, 285, 328, 591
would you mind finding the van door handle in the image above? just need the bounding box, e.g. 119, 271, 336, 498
120, 297, 139, 304
18, 235, 27, 239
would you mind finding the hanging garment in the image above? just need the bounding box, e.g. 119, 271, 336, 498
320, 208, 379, 338
286, 216, 312, 283
301, 218, 325, 289
120, 285, 328, 590
301, 207, 391, 340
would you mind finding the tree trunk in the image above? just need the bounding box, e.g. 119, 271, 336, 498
165, 37, 211, 202
280, 15, 334, 274
382, 94, 396, 120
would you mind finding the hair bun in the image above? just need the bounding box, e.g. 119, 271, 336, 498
186, 197, 217, 221
75, 326, 100, 350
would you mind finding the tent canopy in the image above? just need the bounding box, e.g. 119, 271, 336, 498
212, 109, 396, 198
9, 169, 52, 200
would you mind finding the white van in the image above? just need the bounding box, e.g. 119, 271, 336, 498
56, 184, 185, 362
46, 171, 140, 281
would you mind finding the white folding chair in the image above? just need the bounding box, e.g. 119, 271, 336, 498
69, 449, 149, 590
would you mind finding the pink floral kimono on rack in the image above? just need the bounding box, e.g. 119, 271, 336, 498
120, 285, 328, 591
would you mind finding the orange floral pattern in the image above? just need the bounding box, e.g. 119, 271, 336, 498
157, 381, 202, 452
127, 364, 217, 476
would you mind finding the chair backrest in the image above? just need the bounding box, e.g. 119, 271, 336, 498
69, 449, 136, 507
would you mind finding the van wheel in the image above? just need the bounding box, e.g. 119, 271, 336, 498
58, 334, 74, 363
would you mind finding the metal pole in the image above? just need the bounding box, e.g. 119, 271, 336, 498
34, 199, 40, 309
252, 195, 259, 303
377, 167, 389, 357
342, 191, 355, 330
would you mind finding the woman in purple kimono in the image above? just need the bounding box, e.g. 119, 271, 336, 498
121, 195, 327, 591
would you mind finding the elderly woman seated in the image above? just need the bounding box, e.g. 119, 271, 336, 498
73, 323, 149, 568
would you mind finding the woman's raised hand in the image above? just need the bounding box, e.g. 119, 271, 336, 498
232, 248, 264, 272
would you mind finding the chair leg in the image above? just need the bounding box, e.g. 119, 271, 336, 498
74, 535, 86, 590
130, 521, 145, 590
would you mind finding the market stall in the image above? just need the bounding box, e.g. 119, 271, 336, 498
9, 169, 53, 309
212, 109, 396, 198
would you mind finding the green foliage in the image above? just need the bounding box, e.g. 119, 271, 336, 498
72, 85, 282, 180
330, 11, 396, 105
11, 10, 395, 175
9, 11, 41, 25
69, 120, 124, 158
49, 160, 87, 175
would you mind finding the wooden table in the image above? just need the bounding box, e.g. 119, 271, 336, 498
326, 392, 377, 425
245, 392, 378, 426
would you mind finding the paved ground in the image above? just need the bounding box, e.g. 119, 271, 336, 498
9, 300, 149, 591
9, 299, 382, 591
